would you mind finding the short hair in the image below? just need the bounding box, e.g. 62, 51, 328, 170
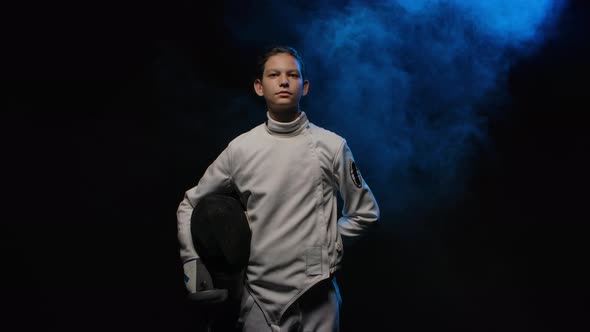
256, 46, 306, 81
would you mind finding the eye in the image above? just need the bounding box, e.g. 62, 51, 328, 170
289, 73, 299, 78
269, 73, 278, 77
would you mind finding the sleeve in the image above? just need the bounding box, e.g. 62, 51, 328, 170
333, 140, 380, 237
177, 145, 234, 263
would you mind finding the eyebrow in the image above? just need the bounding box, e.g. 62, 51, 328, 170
266, 68, 300, 73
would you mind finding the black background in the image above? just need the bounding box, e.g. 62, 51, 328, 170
4, 1, 589, 331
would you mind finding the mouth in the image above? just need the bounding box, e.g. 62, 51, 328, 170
276, 91, 292, 95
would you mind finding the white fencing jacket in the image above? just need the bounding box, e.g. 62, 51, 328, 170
177, 111, 379, 325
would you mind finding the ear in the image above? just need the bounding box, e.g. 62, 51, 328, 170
253, 79, 264, 96
301, 80, 310, 96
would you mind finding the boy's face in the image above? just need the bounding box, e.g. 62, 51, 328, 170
254, 53, 309, 113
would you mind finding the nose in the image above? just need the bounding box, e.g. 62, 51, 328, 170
279, 75, 289, 87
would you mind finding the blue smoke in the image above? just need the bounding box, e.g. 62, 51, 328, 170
218, 0, 566, 215
396, 0, 560, 44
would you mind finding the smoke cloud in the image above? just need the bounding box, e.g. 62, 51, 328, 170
163, 0, 566, 216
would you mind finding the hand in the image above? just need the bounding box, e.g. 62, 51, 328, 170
183, 258, 228, 303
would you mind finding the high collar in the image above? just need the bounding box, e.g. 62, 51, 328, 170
265, 111, 309, 137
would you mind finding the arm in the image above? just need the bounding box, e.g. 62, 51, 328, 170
177, 146, 234, 292
333, 140, 380, 237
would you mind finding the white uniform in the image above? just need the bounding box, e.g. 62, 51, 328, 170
177, 111, 379, 329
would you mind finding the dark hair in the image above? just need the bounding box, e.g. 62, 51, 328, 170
256, 46, 306, 81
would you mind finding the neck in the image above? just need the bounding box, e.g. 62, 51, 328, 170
267, 107, 300, 123
265, 111, 308, 137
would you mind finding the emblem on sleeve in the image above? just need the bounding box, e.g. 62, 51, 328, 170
349, 160, 363, 188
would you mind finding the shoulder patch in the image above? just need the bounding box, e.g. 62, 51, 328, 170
349, 160, 363, 188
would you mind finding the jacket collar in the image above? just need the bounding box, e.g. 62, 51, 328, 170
265, 111, 309, 137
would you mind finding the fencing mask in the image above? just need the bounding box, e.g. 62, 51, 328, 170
187, 193, 251, 304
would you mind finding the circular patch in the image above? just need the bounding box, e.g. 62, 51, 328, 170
349, 160, 363, 188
